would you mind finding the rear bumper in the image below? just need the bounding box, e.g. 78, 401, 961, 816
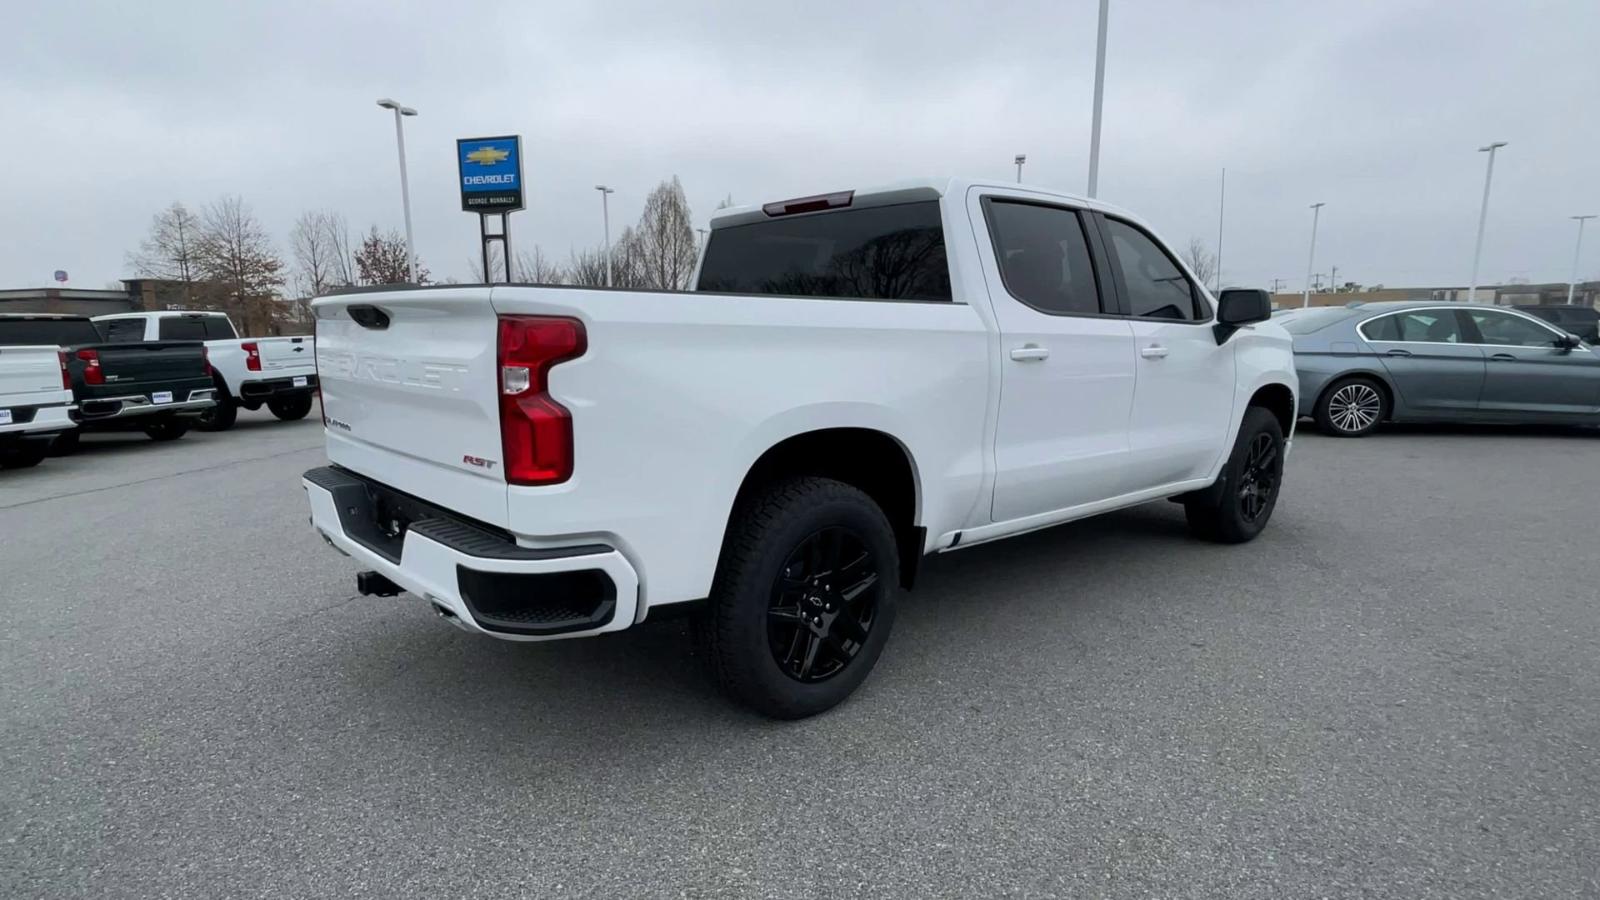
239, 374, 317, 401
76, 389, 215, 422
302, 465, 639, 641
0, 402, 76, 437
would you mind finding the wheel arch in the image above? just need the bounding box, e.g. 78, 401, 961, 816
723, 427, 924, 590
1245, 382, 1296, 435
1318, 369, 1396, 421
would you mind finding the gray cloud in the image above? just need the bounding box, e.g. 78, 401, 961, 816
4, 0, 1597, 291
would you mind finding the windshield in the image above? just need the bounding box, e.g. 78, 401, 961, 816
1280, 307, 1358, 334
697, 200, 951, 301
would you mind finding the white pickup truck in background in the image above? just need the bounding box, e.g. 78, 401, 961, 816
304, 177, 1297, 718
0, 317, 77, 469
93, 311, 317, 430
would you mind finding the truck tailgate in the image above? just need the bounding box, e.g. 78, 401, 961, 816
257, 336, 314, 372
313, 289, 508, 527
0, 345, 65, 404
96, 341, 209, 385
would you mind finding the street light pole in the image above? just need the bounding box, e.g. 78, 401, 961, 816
595, 185, 615, 287
1215, 167, 1226, 292
1014, 154, 1026, 184
1086, 0, 1109, 198
1302, 202, 1325, 308
376, 99, 419, 283
1569, 215, 1596, 305
1467, 141, 1507, 304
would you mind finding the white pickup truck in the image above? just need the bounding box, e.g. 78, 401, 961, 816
93, 310, 317, 430
0, 317, 77, 469
304, 178, 1297, 718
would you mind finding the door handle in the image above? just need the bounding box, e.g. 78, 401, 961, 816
1385, 349, 1413, 357
1139, 345, 1169, 359
1489, 353, 1517, 361
1010, 344, 1050, 362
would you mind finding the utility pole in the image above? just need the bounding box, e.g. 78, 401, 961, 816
376, 99, 419, 283
1302, 202, 1325, 308
1568, 215, 1595, 305
1270, 278, 1286, 294
595, 185, 615, 287
1014, 154, 1026, 184
1467, 141, 1508, 303
1086, 0, 1110, 198
1329, 265, 1339, 292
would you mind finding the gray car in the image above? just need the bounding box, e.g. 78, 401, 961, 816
1286, 301, 1600, 436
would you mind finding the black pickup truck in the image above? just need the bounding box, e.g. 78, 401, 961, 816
0, 314, 216, 452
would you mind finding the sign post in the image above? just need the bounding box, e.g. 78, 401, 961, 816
456, 136, 524, 284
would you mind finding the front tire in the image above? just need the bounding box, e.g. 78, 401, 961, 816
1184, 406, 1286, 544
1315, 376, 1387, 437
267, 394, 313, 421
142, 419, 190, 442
702, 477, 899, 719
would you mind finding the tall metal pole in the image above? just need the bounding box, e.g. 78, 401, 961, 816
595, 185, 615, 287
1302, 202, 1325, 308
1570, 216, 1595, 304
377, 100, 419, 284
1014, 154, 1026, 184
1215, 167, 1226, 292
1467, 141, 1507, 303
1086, 0, 1109, 198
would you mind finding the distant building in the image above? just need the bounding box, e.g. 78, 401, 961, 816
0, 286, 139, 316
1270, 281, 1599, 310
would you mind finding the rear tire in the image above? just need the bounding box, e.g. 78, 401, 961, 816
0, 442, 49, 469
1184, 407, 1285, 544
1315, 376, 1387, 437
48, 429, 81, 456
142, 419, 190, 442
195, 395, 238, 431
267, 394, 313, 421
701, 476, 899, 719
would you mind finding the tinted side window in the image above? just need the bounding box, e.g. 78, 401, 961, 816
158, 317, 209, 341
1361, 314, 1402, 341
697, 201, 951, 301
1371, 310, 1464, 343
0, 319, 103, 346
1468, 310, 1559, 347
1103, 218, 1202, 321
100, 319, 147, 343
203, 317, 238, 339
985, 201, 1103, 316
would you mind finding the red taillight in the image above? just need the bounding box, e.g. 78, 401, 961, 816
497, 315, 585, 485
200, 345, 213, 376
58, 350, 71, 389
242, 341, 261, 371
76, 348, 104, 385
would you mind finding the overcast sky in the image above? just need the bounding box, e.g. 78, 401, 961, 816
5, 0, 1597, 292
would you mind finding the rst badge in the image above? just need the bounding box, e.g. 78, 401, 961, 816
462, 454, 498, 471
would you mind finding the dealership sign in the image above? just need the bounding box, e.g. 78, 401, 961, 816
456, 136, 524, 213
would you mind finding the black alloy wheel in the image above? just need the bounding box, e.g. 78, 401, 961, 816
766, 526, 880, 683
1236, 432, 1279, 523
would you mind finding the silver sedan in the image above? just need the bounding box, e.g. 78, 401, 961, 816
1285, 301, 1600, 436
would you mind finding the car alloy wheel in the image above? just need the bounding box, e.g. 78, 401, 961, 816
1236, 432, 1279, 523
766, 526, 880, 683
1327, 382, 1382, 434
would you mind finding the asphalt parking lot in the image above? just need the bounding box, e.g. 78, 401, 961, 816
3, 412, 1598, 899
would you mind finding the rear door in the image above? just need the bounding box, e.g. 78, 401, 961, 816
1097, 214, 1234, 489
975, 193, 1136, 521
314, 288, 509, 527
95, 342, 209, 389
1463, 308, 1600, 415
1359, 308, 1486, 413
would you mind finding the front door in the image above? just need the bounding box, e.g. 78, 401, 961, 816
1097, 215, 1234, 489
1464, 308, 1600, 415
978, 194, 1137, 522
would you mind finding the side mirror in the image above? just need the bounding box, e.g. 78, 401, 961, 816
1554, 332, 1581, 351
1213, 288, 1273, 344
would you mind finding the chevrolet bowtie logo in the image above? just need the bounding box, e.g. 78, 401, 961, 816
465, 146, 510, 166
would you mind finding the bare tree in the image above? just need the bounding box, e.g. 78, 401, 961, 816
566, 246, 609, 287
357, 226, 429, 285
635, 177, 698, 290
128, 202, 204, 303
468, 243, 508, 283
193, 195, 285, 333
323, 212, 356, 287
514, 246, 565, 284
288, 210, 346, 298
1183, 237, 1217, 289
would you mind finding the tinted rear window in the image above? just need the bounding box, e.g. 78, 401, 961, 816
0, 318, 103, 346
157, 316, 233, 340
697, 201, 951, 301
1280, 307, 1357, 334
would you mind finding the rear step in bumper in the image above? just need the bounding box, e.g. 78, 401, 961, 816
302, 466, 639, 641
